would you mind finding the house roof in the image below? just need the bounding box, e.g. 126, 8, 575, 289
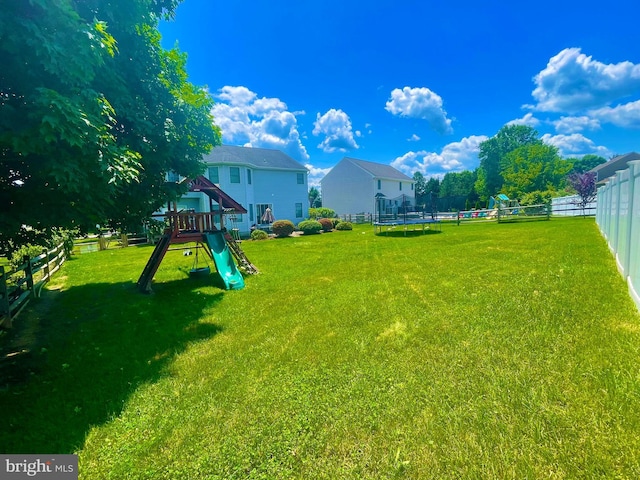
343, 157, 414, 181
203, 145, 307, 171
589, 152, 640, 183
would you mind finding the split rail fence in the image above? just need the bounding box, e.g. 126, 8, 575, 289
0, 242, 66, 328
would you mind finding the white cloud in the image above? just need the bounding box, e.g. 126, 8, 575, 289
305, 163, 332, 188
506, 113, 540, 127
312, 109, 359, 153
216, 86, 257, 106
589, 99, 640, 128
530, 48, 640, 113
552, 115, 600, 134
408, 134, 421, 142
385, 86, 453, 134
211, 86, 309, 162
541, 133, 611, 157
390, 135, 488, 177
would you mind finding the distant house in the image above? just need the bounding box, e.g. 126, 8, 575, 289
320, 157, 415, 216
174, 145, 309, 234
589, 152, 640, 185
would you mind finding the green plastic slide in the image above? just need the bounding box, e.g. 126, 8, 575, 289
202, 232, 245, 290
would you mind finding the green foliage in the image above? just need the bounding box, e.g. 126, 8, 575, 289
250, 229, 269, 240
413, 172, 427, 206
331, 218, 341, 228
50, 227, 79, 257
271, 220, 295, 238
318, 218, 333, 232
9, 244, 46, 270
501, 144, 572, 198
475, 125, 542, 201
335, 221, 353, 231
297, 220, 322, 235
568, 154, 607, 174
308, 187, 321, 208
520, 190, 554, 206
309, 207, 336, 219
0, 0, 220, 251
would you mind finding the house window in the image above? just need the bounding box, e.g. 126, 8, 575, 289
399, 182, 402, 191
249, 204, 254, 222
377, 179, 381, 190
207, 167, 219, 184
295, 203, 303, 218
247, 169, 252, 185
166, 171, 179, 182
411, 183, 414, 191
230, 167, 240, 183
256, 204, 273, 224
297, 173, 304, 184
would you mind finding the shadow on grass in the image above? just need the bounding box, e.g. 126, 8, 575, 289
0, 276, 224, 454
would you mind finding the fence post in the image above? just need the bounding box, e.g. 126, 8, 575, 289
24, 255, 34, 293
43, 248, 51, 283
457, 210, 460, 226
623, 162, 637, 277
0, 266, 10, 326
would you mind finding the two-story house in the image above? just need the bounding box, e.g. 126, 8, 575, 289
321, 157, 415, 216
176, 145, 309, 235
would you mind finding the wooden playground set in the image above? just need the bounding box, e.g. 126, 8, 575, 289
136, 176, 258, 293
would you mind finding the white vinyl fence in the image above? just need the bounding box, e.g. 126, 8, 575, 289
596, 160, 640, 310
551, 195, 596, 216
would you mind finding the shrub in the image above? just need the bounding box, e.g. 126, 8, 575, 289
271, 220, 295, 238
335, 221, 353, 231
9, 244, 46, 270
309, 207, 336, 219
331, 218, 341, 228
318, 218, 333, 232
297, 220, 322, 235
250, 229, 269, 240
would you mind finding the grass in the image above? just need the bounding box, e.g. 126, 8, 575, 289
1, 217, 639, 479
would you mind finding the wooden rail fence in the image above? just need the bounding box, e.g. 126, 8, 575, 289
0, 242, 66, 328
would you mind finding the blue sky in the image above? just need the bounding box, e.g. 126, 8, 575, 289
159, 0, 640, 186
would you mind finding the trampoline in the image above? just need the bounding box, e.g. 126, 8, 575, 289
374, 217, 442, 235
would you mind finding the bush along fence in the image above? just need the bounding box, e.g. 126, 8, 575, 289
0, 242, 67, 328
596, 160, 640, 311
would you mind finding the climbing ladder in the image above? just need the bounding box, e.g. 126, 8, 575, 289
224, 234, 259, 274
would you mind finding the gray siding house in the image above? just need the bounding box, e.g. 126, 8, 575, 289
321, 157, 415, 215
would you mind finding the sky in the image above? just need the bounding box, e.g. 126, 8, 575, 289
159, 0, 640, 186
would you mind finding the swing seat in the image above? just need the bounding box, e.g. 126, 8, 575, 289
189, 266, 211, 278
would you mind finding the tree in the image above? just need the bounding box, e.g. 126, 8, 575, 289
308, 186, 322, 208
439, 171, 477, 198
567, 171, 597, 216
501, 144, 572, 199
425, 177, 440, 196
568, 154, 607, 173
0, 0, 219, 251
475, 125, 542, 201
412, 172, 427, 206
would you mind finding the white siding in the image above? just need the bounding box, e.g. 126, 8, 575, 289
321, 161, 374, 214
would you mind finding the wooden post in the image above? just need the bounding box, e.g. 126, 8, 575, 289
43, 248, 51, 283
0, 266, 10, 327
24, 255, 34, 292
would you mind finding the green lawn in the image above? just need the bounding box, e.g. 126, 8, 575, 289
1, 218, 639, 479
